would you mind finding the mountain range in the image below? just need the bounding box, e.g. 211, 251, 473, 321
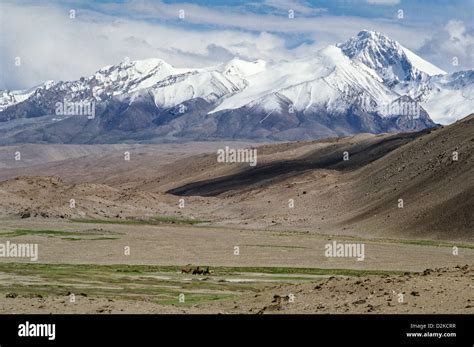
0, 30, 472, 144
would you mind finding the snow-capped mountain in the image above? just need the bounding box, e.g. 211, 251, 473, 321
393, 70, 474, 124
338, 30, 446, 85
0, 80, 55, 111
212, 45, 398, 115
338, 30, 473, 124
0, 30, 471, 144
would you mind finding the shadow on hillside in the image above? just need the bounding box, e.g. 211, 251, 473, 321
167, 129, 428, 197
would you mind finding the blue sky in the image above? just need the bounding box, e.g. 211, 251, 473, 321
1, 0, 473, 89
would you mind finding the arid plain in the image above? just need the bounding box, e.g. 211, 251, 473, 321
0, 115, 472, 313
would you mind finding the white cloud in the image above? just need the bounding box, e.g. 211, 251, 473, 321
419, 20, 474, 72
100, 0, 424, 41
0, 1, 457, 90
0, 2, 292, 89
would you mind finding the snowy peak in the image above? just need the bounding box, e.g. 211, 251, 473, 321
1, 29, 470, 143
221, 58, 266, 77
0, 80, 54, 111
338, 30, 446, 85
149, 69, 246, 108
211, 45, 396, 115
90, 58, 196, 98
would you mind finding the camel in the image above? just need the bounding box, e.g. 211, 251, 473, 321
181, 264, 193, 274
183, 265, 211, 275
192, 266, 203, 275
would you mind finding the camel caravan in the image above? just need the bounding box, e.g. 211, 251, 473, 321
181, 265, 212, 275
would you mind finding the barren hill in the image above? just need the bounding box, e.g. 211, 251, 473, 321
0, 114, 472, 241
166, 114, 474, 239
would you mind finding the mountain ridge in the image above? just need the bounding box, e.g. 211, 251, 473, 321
0, 30, 472, 144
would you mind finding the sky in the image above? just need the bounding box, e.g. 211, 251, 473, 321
0, 0, 473, 90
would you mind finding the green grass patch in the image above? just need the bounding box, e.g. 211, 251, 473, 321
0, 262, 405, 308
61, 236, 119, 241
0, 229, 120, 241
0, 229, 82, 237
0, 262, 405, 277
71, 215, 209, 226
214, 266, 404, 277
150, 215, 208, 225
71, 218, 149, 226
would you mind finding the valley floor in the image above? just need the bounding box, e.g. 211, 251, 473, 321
0, 219, 472, 314
0, 116, 472, 313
